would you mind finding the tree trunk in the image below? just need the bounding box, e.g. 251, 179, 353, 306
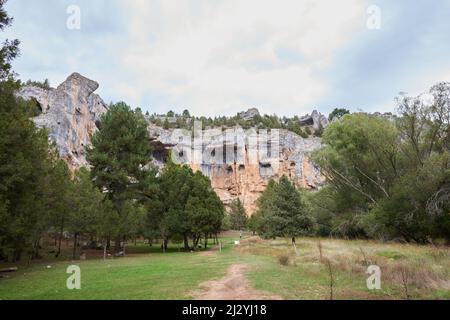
103, 239, 107, 260
161, 238, 168, 253
183, 234, 190, 250
114, 236, 122, 253
56, 217, 65, 258
56, 226, 63, 258
192, 235, 200, 251
33, 238, 41, 259
204, 233, 208, 249
72, 233, 78, 260
292, 237, 299, 256
191, 236, 196, 251
12, 249, 21, 263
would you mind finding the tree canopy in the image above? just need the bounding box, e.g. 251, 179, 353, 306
87, 102, 155, 252
228, 198, 247, 231
311, 89, 450, 242
252, 177, 313, 241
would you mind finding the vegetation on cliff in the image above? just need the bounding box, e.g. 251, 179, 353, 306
147, 109, 324, 138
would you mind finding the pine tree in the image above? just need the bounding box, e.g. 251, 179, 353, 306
272, 176, 313, 244
254, 177, 313, 245
67, 168, 104, 259
186, 171, 224, 249
0, 83, 57, 261
87, 102, 153, 252
229, 198, 247, 231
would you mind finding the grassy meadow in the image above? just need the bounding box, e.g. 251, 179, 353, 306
0, 232, 449, 300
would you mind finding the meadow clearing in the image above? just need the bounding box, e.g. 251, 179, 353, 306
0, 232, 449, 300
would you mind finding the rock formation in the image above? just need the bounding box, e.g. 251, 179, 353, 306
19, 73, 324, 213
148, 125, 324, 213
17, 73, 108, 169
299, 110, 329, 130
238, 108, 260, 121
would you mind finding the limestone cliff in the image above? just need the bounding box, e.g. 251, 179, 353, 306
17, 73, 108, 169
148, 125, 324, 214
19, 73, 324, 213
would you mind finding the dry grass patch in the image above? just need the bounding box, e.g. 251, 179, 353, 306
277, 254, 290, 266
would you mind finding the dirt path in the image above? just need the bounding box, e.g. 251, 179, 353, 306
193, 264, 282, 300
199, 245, 220, 256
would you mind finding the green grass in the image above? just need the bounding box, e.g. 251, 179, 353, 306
0, 235, 241, 300
376, 250, 405, 260
0, 233, 449, 300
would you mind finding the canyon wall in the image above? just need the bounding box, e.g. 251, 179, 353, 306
148, 120, 325, 215
18, 73, 325, 213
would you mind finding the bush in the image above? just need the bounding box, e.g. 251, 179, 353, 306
278, 254, 290, 266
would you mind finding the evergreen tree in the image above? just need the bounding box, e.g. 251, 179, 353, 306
182, 109, 190, 118
0, 80, 54, 261
150, 161, 224, 251
328, 108, 350, 121
229, 198, 247, 231
254, 177, 313, 244
0, 0, 19, 81
159, 163, 195, 250
186, 171, 224, 249
87, 102, 153, 252
163, 118, 170, 130
67, 168, 104, 259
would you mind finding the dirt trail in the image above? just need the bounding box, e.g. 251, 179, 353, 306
193, 264, 282, 300
199, 245, 220, 256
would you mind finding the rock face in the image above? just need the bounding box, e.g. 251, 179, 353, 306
299, 110, 329, 130
238, 108, 260, 121
19, 73, 324, 214
17, 73, 108, 169
148, 125, 324, 214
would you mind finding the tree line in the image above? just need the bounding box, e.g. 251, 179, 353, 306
231, 99, 450, 244
0, 3, 225, 261
147, 109, 323, 138
310, 88, 450, 242
0, 98, 226, 262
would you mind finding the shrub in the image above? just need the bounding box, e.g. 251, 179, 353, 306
278, 254, 290, 266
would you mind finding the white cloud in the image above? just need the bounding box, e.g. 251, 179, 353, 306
116, 0, 366, 116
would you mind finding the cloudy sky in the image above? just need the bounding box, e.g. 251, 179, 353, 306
4, 0, 450, 117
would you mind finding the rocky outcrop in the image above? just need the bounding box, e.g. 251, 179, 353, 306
18, 73, 324, 214
299, 110, 329, 130
238, 108, 260, 121
17, 73, 108, 169
148, 125, 324, 214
